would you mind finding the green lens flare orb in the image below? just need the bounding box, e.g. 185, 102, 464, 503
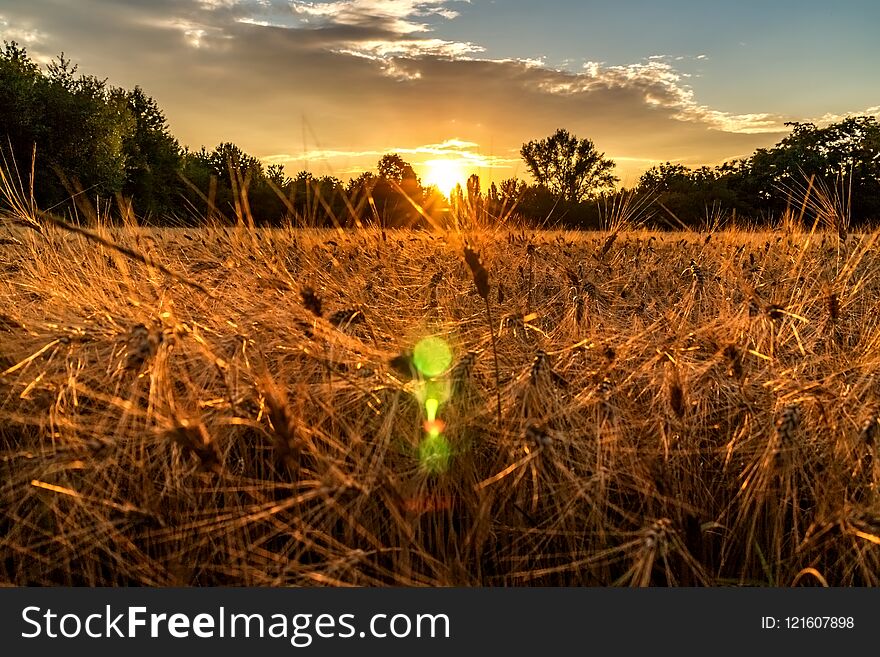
412, 336, 452, 378
419, 432, 451, 475
417, 378, 450, 409
425, 397, 440, 423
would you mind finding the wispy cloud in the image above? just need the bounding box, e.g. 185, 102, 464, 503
528, 60, 785, 134
337, 37, 483, 62
812, 105, 880, 126
291, 0, 464, 34
289, 0, 482, 61
152, 17, 235, 48
197, 0, 245, 8
0, 15, 46, 45
262, 138, 518, 174
0, 12, 54, 62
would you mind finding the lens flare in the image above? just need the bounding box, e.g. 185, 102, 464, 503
409, 335, 455, 474
425, 396, 439, 422
416, 378, 450, 407
419, 432, 451, 474
412, 336, 452, 378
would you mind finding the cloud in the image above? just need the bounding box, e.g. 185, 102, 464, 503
337, 37, 483, 59
291, 0, 464, 34
149, 17, 235, 48
0, 12, 54, 63
812, 105, 880, 127
198, 0, 245, 8
0, 14, 47, 45
262, 138, 519, 177
289, 0, 482, 61
527, 60, 783, 135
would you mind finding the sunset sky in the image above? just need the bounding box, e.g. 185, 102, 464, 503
2, 0, 878, 190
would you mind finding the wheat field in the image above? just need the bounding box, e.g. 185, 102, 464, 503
2, 206, 880, 586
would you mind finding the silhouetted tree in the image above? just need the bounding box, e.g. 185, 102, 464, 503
179, 143, 286, 224
266, 163, 287, 187
638, 162, 694, 192
466, 173, 481, 202
634, 118, 880, 227
636, 162, 739, 227
208, 142, 263, 184
344, 172, 378, 225
520, 128, 618, 202
373, 153, 423, 227
377, 153, 416, 184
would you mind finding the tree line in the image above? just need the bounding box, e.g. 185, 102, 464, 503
2, 41, 879, 229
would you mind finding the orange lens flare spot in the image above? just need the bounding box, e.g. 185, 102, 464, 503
423, 418, 446, 435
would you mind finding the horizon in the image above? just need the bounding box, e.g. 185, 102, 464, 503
1, 0, 879, 192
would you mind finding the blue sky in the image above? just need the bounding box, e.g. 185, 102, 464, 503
438, 0, 880, 114
1, 0, 877, 187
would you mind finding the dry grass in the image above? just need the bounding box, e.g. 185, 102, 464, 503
2, 203, 880, 586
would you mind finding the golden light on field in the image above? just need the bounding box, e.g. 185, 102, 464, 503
422, 159, 469, 197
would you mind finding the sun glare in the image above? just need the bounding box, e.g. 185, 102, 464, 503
423, 159, 468, 198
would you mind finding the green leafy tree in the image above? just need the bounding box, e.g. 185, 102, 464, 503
0, 46, 140, 212
41, 54, 131, 202
0, 41, 43, 151
520, 128, 618, 202
746, 117, 880, 221
122, 86, 182, 218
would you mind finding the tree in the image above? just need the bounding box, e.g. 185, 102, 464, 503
373, 153, 423, 227
487, 181, 499, 205
30, 49, 131, 207
635, 162, 740, 227
0, 41, 45, 176
346, 171, 376, 196
520, 128, 618, 202
207, 142, 263, 184
638, 162, 693, 192
266, 163, 287, 187
122, 86, 182, 218
1, 45, 294, 225
377, 153, 418, 185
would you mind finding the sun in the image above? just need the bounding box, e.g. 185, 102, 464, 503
422, 159, 468, 198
